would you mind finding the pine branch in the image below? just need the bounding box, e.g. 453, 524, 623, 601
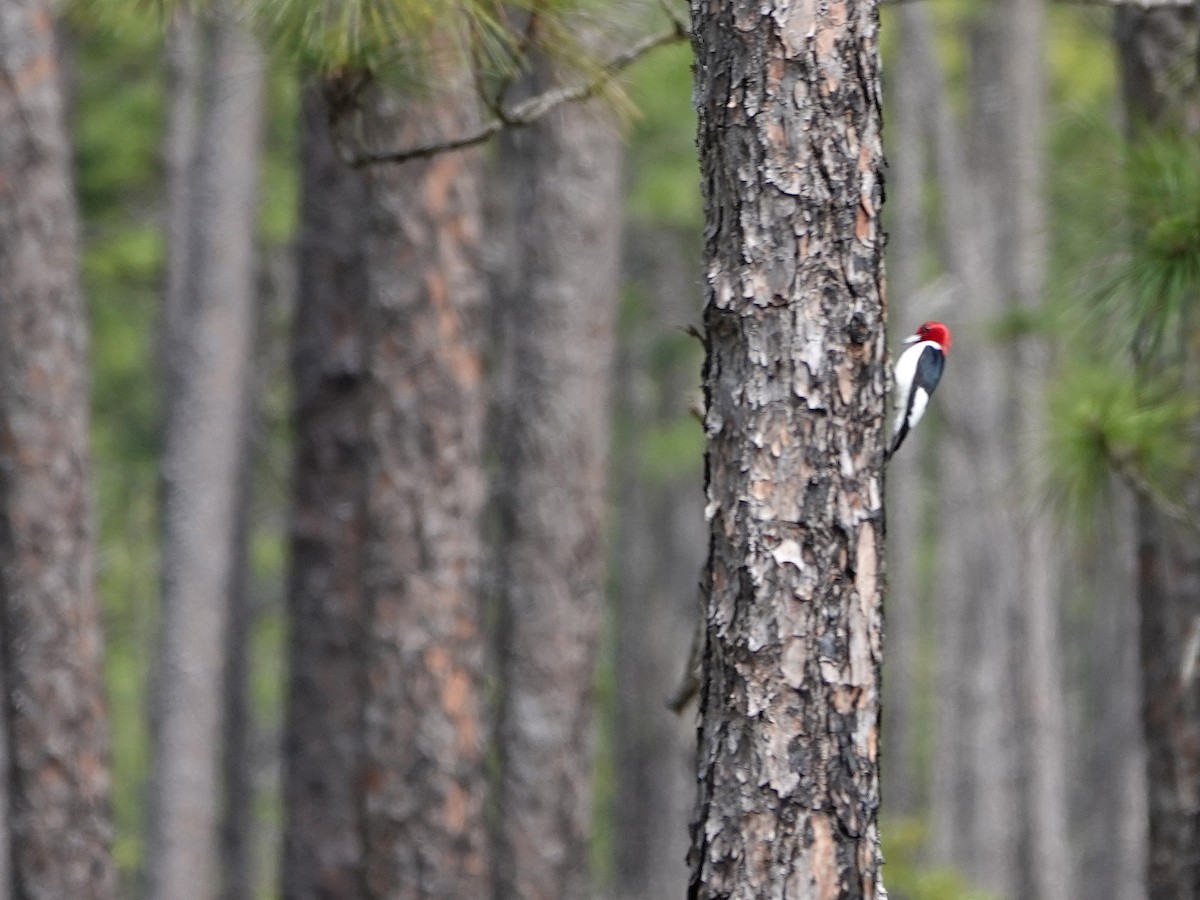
1106, 447, 1200, 536
349, 20, 688, 167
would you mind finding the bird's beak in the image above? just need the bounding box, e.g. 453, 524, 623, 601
902, 334, 919, 344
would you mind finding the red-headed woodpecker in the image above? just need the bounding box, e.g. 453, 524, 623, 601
886, 321, 951, 460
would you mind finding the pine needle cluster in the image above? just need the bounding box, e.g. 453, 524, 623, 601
1047, 130, 1200, 528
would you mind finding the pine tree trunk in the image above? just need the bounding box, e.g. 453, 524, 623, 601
491, 63, 622, 900
353, 71, 491, 899
280, 84, 371, 900
145, 8, 264, 900
0, 2, 117, 896
687, 0, 888, 895
1134, 495, 1200, 899
1115, 8, 1200, 897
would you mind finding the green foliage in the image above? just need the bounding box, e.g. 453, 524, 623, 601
1106, 133, 1200, 359
72, 20, 165, 886
264, 0, 588, 80
1046, 362, 1199, 528
263, 0, 453, 73
625, 40, 700, 227
882, 817, 999, 900
639, 417, 703, 481
1047, 6, 1114, 109
261, 68, 301, 242
1045, 116, 1200, 528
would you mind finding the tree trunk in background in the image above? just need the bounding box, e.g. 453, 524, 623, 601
145, 8, 264, 900
913, 3, 1031, 893
687, 0, 888, 894
1077, 485, 1145, 900
0, 2, 117, 897
881, 2, 929, 821
612, 222, 703, 900
352, 69, 491, 898
491, 61, 622, 900
1115, 7, 1200, 898
907, 6, 1019, 888
999, 0, 1072, 895
1134, 493, 1200, 899
915, 2, 1070, 893
280, 84, 371, 900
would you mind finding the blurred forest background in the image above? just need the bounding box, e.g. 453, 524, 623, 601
3, 0, 1200, 897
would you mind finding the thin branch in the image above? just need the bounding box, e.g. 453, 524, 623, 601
350, 21, 688, 167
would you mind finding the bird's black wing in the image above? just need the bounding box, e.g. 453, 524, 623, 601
913, 345, 945, 394
885, 346, 945, 460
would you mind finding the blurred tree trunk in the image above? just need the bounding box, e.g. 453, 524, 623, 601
915, 2, 1071, 894
1000, 0, 1072, 895
1077, 485, 1146, 900
687, 0, 888, 895
280, 84, 371, 900
491, 58, 622, 900
0, 3, 117, 898
909, 6, 1020, 887
351, 67, 491, 897
612, 222, 702, 900
882, 2, 929, 820
145, 7, 265, 900
1115, 8, 1200, 897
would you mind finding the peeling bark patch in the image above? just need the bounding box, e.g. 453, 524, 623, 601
772, 538, 804, 570
810, 814, 839, 900
850, 522, 876, 685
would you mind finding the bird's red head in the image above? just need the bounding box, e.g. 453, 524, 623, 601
913, 321, 951, 352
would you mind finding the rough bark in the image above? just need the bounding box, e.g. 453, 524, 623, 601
880, 2, 928, 820
612, 223, 703, 900
352, 68, 491, 899
1115, 8, 1200, 898
686, 0, 888, 895
280, 84, 371, 900
491, 58, 623, 900
145, 9, 265, 900
0, 1, 117, 896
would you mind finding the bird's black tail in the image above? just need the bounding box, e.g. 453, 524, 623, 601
884, 421, 909, 462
